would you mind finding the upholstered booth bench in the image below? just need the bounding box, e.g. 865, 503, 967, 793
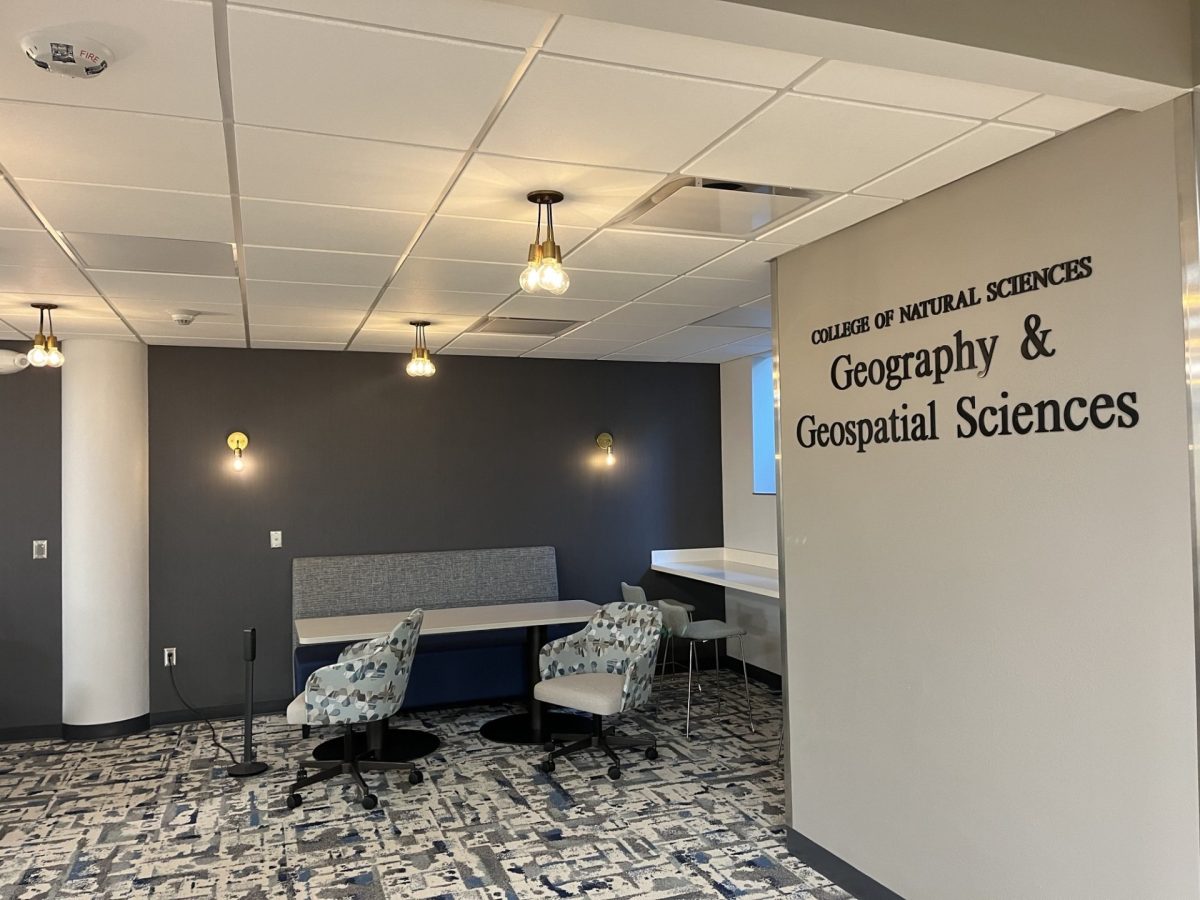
292, 546, 582, 709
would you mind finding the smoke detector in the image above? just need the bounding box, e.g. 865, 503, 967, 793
21, 32, 113, 78
171, 312, 196, 326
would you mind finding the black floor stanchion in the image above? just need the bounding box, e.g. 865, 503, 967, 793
228, 627, 269, 778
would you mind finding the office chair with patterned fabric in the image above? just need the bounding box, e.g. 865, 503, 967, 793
285, 609, 424, 810
534, 601, 663, 780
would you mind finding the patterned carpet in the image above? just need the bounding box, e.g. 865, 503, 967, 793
0, 674, 852, 899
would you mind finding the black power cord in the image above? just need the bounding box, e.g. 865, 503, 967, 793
167, 661, 239, 766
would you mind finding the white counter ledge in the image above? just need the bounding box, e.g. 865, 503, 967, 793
651, 547, 779, 599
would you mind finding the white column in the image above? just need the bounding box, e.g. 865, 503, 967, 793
61, 339, 149, 735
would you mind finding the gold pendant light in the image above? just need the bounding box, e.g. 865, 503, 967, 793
405, 320, 436, 378
27, 303, 64, 368
518, 190, 570, 295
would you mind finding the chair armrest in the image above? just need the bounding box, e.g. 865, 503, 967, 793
539, 635, 632, 679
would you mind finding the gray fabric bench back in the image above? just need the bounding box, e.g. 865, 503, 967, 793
292, 546, 559, 648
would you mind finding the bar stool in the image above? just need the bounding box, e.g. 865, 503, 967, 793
619, 583, 693, 677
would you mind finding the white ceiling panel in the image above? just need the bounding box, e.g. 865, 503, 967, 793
244, 0, 551, 47
446, 332, 549, 352
145, 335, 246, 348
241, 199, 423, 255
21, 181, 233, 243
439, 346, 526, 357
796, 61, 1035, 118
228, 7, 524, 148
493, 295, 623, 321
132, 318, 245, 340
860, 123, 1053, 200
545, 16, 820, 87
236, 126, 461, 211
628, 325, 765, 356
44, 314, 134, 339
559, 320, 677, 342
248, 306, 365, 328
386, 257, 524, 295
637, 276, 766, 309
252, 340, 346, 351
439, 155, 664, 227
0, 265, 96, 295
0, 101, 229, 193
0, 0, 222, 120
412, 216, 593, 265
681, 336, 773, 362
0, 292, 110, 320
999, 95, 1115, 130
0, 181, 40, 229
0, 320, 25, 338
353, 330, 459, 353
242, 246, 396, 286
68, 233, 234, 276
525, 338, 632, 358
482, 56, 773, 171
363, 311, 480, 334
566, 230, 740, 276
250, 324, 354, 343
90, 271, 241, 305
373, 289, 503, 317
596, 302, 714, 328
523, 349, 608, 360
111, 299, 239, 322
603, 352, 678, 362
695, 303, 772, 328
687, 94, 976, 192
0, 229, 72, 267
553, 268, 672, 303
245, 280, 378, 310
758, 194, 899, 245
692, 241, 789, 280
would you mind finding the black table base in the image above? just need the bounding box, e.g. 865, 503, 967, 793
312, 724, 440, 763
479, 711, 589, 745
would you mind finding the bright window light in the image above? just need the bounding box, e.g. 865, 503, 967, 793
751, 354, 777, 495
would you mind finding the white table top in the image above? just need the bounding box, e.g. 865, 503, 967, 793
295, 598, 601, 645
651, 547, 780, 599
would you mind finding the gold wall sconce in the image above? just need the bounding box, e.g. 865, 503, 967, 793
227, 431, 248, 472
596, 432, 615, 466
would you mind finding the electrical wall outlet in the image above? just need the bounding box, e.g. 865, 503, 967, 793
32, 540, 47, 559
270, 530, 282, 549
163, 647, 177, 667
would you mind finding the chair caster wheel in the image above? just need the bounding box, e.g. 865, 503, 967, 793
645, 746, 658, 761
361, 794, 378, 810
543, 741, 555, 752
538, 760, 555, 774
408, 768, 423, 785
296, 768, 307, 779
607, 765, 621, 780
286, 793, 302, 810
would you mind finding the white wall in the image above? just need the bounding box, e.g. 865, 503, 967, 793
776, 101, 1199, 898
721, 355, 782, 673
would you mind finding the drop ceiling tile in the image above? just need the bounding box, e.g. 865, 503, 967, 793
545, 16, 820, 87
0, 0, 222, 119
603, 351, 678, 362
412, 216, 593, 265
493, 295, 623, 321
90, 271, 241, 305
0, 181, 40, 229
229, 7, 524, 148
686, 94, 976, 192
363, 311, 480, 335
0, 292, 110, 321
241, 200, 423, 255
555, 268, 672, 302
795, 61, 1035, 118
482, 56, 773, 171
637, 276, 765, 309
529, 337, 639, 356
146, 335, 246, 347
522, 348, 608, 360
113, 299, 240, 324
49, 315, 135, 339
247, 0, 551, 46
565, 230, 741, 276
250, 324, 354, 343
132, 318, 246, 340
0, 265, 96, 295
597, 302, 713, 327
446, 332, 549, 352
695, 303, 772, 328
438, 346, 526, 357
999, 95, 1114, 130
629, 325, 764, 356
373, 289, 502, 317
68, 233, 235, 276
242, 246, 396, 286
245, 280, 378, 310
681, 340, 770, 363
561, 320, 677, 342
440, 155, 664, 227
758, 194, 899, 245
0, 320, 24, 338
353, 329, 459, 352
0, 101, 228, 193
860, 122, 1053, 200
22, 181, 233, 243
248, 306, 365, 328
0, 229, 72, 267
692, 241, 788, 281
252, 340, 345, 351
386, 257, 524, 295
236, 126, 461, 211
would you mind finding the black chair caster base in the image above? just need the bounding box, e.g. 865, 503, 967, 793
408, 768, 423, 785
645, 746, 658, 761
607, 765, 621, 780
361, 793, 378, 810
538, 760, 555, 774
286, 793, 302, 810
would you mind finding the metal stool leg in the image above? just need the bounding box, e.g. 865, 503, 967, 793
713, 639, 722, 715
685, 641, 695, 739
738, 635, 755, 732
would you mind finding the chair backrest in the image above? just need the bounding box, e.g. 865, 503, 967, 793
585, 601, 663, 711
620, 582, 647, 605
382, 609, 423, 712
657, 598, 690, 636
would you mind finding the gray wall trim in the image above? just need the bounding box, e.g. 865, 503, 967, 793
784, 827, 905, 900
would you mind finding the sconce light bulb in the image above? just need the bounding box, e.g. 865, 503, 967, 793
233, 448, 244, 472
606, 449, 615, 466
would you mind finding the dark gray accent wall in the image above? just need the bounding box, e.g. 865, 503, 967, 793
148, 347, 724, 716
0, 340, 61, 735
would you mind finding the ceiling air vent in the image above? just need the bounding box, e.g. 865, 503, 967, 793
469, 317, 579, 337
622, 177, 835, 238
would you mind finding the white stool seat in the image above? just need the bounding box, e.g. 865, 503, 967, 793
534, 672, 625, 716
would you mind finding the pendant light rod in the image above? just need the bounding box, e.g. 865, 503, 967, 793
520, 190, 570, 296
